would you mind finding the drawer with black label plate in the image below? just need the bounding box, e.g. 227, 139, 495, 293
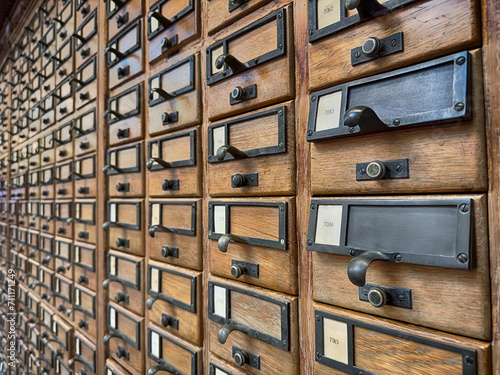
40, 25, 57, 68
104, 141, 145, 197
147, 128, 201, 197
55, 160, 74, 198
40, 202, 55, 235
55, 201, 73, 239
75, 55, 97, 109
40, 61, 57, 97
74, 9, 98, 67
76, 0, 98, 28
54, 75, 74, 122
39, 233, 54, 269
73, 200, 96, 244
74, 153, 96, 197
148, 53, 201, 136
54, 0, 75, 50
48, 313, 74, 364
40, 92, 55, 129
54, 38, 74, 86
70, 331, 97, 374
30, 265, 54, 303
40, 131, 55, 165
148, 199, 202, 270
104, 250, 144, 316
55, 120, 74, 162
74, 241, 96, 291
70, 284, 97, 341
54, 273, 73, 316
74, 107, 97, 156
105, 199, 144, 255
54, 237, 73, 278
107, 0, 144, 40
28, 138, 41, 170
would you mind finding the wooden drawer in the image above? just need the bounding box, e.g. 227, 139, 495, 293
41, 0, 57, 34
73, 199, 97, 244
55, 0, 75, 50
54, 38, 74, 86
147, 323, 202, 375
28, 138, 41, 170
107, 0, 144, 40
34, 265, 54, 303
40, 61, 57, 98
309, 0, 481, 90
27, 230, 39, 260
106, 20, 144, 89
208, 198, 297, 294
104, 250, 144, 316
146, 0, 200, 63
71, 331, 97, 374
147, 128, 201, 197
313, 302, 491, 375
39, 233, 54, 268
29, 75, 42, 109
54, 273, 73, 315
74, 153, 97, 197
54, 76, 74, 122
17, 201, 29, 228
55, 121, 74, 162
106, 84, 144, 146
105, 142, 145, 198
74, 241, 96, 291
105, 199, 144, 255
55, 355, 74, 375
40, 166, 55, 199
148, 198, 202, 270
207, 0, 273, 34
55, 160, 74, 198
41, 26, 57, 68
55, 200, 73, 239
28, 11, 43, 50
40, 202, 55, 235
40, 131, 55, 165
307, 194, 491, 340
208, 277, 299, 374
147, 261, 202, 346
72, 284, 97, 341
105, 359, 133, 375
74, 9, 98, 66
76, 0, 98, 29
209, 355, 246, 375
50, 313, 74, 364
208, 101, 295, 196
74, 107, 97, 156
54, 237, 73, 277
105, 302, 145, 374
206, 6, 294, 120
40, 92, 56, 129
148, 53, 201, 136
308, 50, 486, 195
28, 201, 41, 230
75, 55, 97, 109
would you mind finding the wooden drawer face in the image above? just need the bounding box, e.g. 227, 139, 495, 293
38, 266, 55, 302
74, 107, 97, 156
55, 0, 75, 50
307, 194, 491, 340
28, 139, 41, 170
106, 84, 143, 146
55, 160, 74, 198
55, 355, 74, 375
75, 56, 97, 109
147, 324, 202, 375
54, 237, 73, 277
74, 241, 96, 291
28, 202, 40, 230
30, 76, 42, 106
308, 50, 486, 195
40, 131, 55, 164
105, 359, 133, 375
41, 61, 57, 97
147, 128, 201, 197
209, 357, 246, 375
54, 273, 73, 313
309, 0, 480, 90
73, 284, 97, 340
208, 277, 299, 374
106, 20, 144, 89
74, 153, 97, 197
207, 0, 273, 34
39, 234, 54, 268
208, 198, 297, 294
74, 332, 97, 373
106, 199, 144, 255
27, 230, 39, 259
40, 202, 55, 234
147, 261, 202, 346
74, 10, 98, 66
208, 102, 295, 197
51, 314, 74, 358
55, 201, 73, 239
105, 142, 145, 197
40, 166, 55, 199
314, 303, 491, 375
106, 302, 144, 374
107, 0, 144, 39
76, 0, 98, 29
40, 93, 56, 129
148, 199, 202, 270
41, 27, 57, 68
146, 0, 199, 63
106, 250, 144, 316
148, 54, 201, 136
206, 6, 294, 120
55, 121, 74, 162
74, 200, 97, 243
54, 76, 74, 122
54, 38, 74, 86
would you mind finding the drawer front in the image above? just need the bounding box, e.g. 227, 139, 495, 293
147, 128, 201, 197
206, 6, 294, 120
41, 27, 57, 68
29, 75, 42, 106
106, 20, 144, 89
74, 241, 96, 291
74, 200, 97, 243
51, 314, 74, 360
75, 55, 98, 109
55, 160, 74, 198
208, 277, 299, 374
74, 106, 97, 156
40, 63, 56, 99
209, 356, 246, 375
106, 302, 144, 374
55, 201, 73, 239
76, 0, 98, 28
40, 166, 55, 199
208, 102, 295, 196
148, 54, 201, 136
28, 139, 41, 170
106, 84, 143, 146
106, 199, 144, 255
39, 233, 54, 268
54, 237, 73, 277
55, 120, 74, 162
105, 141, 145, 197
309, 0, 480, 89
105, 359, 134, 375
148, 199, 202, 270
147, 324, 202, 375
55, 0, 75, 50
40, 131, 55, 163
147, 0, 199, 63
55, 38, 75, 86
40, 94, 55, 129
40, 202, 55, 235
54, 273, 73, 314
147, 261, 202, 346
106, 250, 144, 316
208, 198, 297, 294
308, 50, 486, 195
206, 0, 273, 34
73, 332, 97, 373
73, 284, 97, 340
28, 201, 40, 230
74, 153, 97, 197
54, 76, 74, 122
313, 302, 490, 375
307, 194, 491, 340
74, 9, 98, 67
107, 0, 144, 39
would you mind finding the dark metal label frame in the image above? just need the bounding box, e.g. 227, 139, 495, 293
148, 200, 197, 236
147, 129, 197, 170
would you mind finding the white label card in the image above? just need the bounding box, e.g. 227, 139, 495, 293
55, 279, 60, 293
109, 256, 116, 276
213, 206, 226, 235
150, 268, 160, 293
212, 127, 225, 156
75, 337, 81, 355
323, 318, 348, 365
315, 205, 343, 246
213, 286, 227, 319
150, 142, 159, 159
215, 369, 229, 375
74, 247, 80, 263
109, 308, 116, 329
315, 91, 343, 131
52, 320, 57, 334
150, 331, 160, 358
150, 78, 160, 101
110, 204, 117, 222
106, 369, 114, 375
151, 204, 160, 226
75, 289, 80, 305
39, 269, 44, 280
109, 151, 116, 166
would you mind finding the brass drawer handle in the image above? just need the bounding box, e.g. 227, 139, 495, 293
103, 277, 126, 289
103, 109, 123, 120
149, 88, 174, 101
216, 145, 247, 161
149, 225, 174, 238
217, 322, 251, 344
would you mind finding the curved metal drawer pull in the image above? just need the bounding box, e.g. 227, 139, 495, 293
344, 106, 386, 132
149, 225, 174, 238
146, 158, 171, 170
216, 53, 247, 74
345, 0, 386, 21
347, 251, 390, 287
218, 234, 249, 253
218, 322, 252, 344
147, 11, 172, 28
216, 145, 247, 161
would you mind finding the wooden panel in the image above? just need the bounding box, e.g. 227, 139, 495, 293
107, 199, 144, 256
108, 0, 144, 39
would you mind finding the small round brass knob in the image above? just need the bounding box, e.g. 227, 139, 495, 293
366, 161, 385, 180
231, 86, 245, 101
362, 37, 382, 56
367, 286, 388, 308
230, 264, 245, 278
233, 350, 248, 367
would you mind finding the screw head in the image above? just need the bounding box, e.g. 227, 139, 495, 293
394, 254, 402, 262
456, 56, 466, 65
349, 249, 356, 256
455, 102, 465, 112
307, 239, 313, 246
307, 130, 313, 136
393, 119, 400, 126
457, 253, 468, 264
459, 203, 470, 213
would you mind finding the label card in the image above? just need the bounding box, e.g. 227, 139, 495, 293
150, 77, 160, 101
74, 246, 80, 263
150, 268, 160, 293
315, 205, 343, 246
150, 331, 161, 358
110, 204, 117, 222
317, 0, 341, 30
52, 320, 58, 334
213, 286, 227, 319
75, 337, 81, 355
213, 205, 226, 234
55, 279, 60, 293
109, 151, 116, 166
323, 318, 348, 365
106, 369, 114, 375
212, 127, 225, 156
151, 204, 160, 226
56, 359, 60, 372
315, 91, 343, 132
150, 142, 159, 159
109, 307, 116, 329
75, 288, 81, 305
75, 203, 81, 219
109, 256, 116, 276
215, 369, 229, 375
39, 269, 44, 281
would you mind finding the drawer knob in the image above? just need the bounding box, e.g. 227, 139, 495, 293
230, 263, 246, 278
41, 255, 51, 265
147, 11, 172, 28
80, 47, 91, 58
117, 66, 130, 79
56, 266, 67, 274
367, 286, 389, 308
115, 182, 130, 192
79, 92, 90, 101
347, 251, 390, 287
344, 106, 386, 132
78, 319, 89, 329
115, 292, 129, 304
365, 161, 386, 179
345, 0, 386, 21
116, 12, 129, 28
81, 5, 90, 16
231, 86, 245, 101
234, 350, 249, 367
218, 322, 251, 344
216, 53, 247, 74
161, 111, 178, 124
59, 30, 67, 39
218, 234, 249, 253
362, 37, 382, 56
146, 158, 171, 170
216, 145, 247, 161
58, 69, 67, 77
149, 88, 174, 101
